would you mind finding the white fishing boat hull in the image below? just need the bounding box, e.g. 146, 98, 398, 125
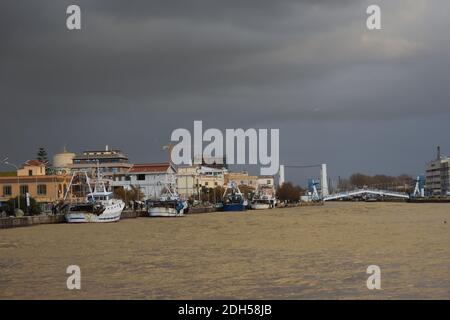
251, 203, 271, 210
148, 206, 185, 217
65, 201, 125, 223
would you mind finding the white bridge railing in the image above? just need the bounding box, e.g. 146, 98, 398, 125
323, 188, 410, 201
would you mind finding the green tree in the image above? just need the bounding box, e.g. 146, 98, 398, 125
6, 195, 41, 216
348, 173, 413, 191
113, 186, 144, 204
37, 147, 52, 174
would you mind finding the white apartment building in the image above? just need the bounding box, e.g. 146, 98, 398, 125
113, 163, 176, 200
425, 154, 450, 196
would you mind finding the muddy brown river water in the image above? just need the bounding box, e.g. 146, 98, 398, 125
1, 202, 449, 299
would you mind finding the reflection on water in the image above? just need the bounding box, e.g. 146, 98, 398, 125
1, 202, 450, 299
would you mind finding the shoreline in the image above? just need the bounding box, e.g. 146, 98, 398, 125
0, 199, 447, 230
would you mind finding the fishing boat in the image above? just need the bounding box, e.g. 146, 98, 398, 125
63, 169, 125, 223
221, 182, 247, 212
250, 185, 276, 210
147, 186, 188, 217
251, 195, 272, 210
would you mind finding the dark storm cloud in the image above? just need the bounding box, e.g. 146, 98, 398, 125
1, 0, 359, 109
1, 0, 449, 182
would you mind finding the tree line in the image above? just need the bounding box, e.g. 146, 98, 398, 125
338, 173, 413, 191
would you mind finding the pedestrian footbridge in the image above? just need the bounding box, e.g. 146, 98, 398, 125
323, 189, 410, 201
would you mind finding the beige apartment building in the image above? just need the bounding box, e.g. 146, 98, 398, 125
0, 160, 70, 204
224, 171, 258, 189
257, 175, 276, 196
177, 165, 228, 198
177, 165, 200, 198
176, 166, 276, 198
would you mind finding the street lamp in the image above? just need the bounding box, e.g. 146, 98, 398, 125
3, 157, 20, 211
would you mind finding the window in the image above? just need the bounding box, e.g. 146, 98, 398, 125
3, 185, 12, 196
205, 182, 209, 186
137, 174, 145, 181
37, 184, 47, 195
28, 170, 33, 176
267, 180, 271, 185
20, 185, 29, 195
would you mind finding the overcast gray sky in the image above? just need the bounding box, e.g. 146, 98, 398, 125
1, 0, 449, 185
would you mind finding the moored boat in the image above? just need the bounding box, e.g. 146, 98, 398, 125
250, 199, 271, 210
250, 185, 276, 210
63, 169, 124, 223
147, 186, 187, 217
221, 182, 247, 212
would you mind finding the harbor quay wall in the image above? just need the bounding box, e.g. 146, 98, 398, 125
121, 210, 146, 219
189, 206, 217, 214
0, 211, 146, 229
121, 207, 218, 216
0, 214, 66, 229
0, 207, 218, 229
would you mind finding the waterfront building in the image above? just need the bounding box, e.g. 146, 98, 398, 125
425, 147, 450, 196
193, 155, 228, 170
53, 147, 76, 175
112, 163, 177, 200
257, 175, 276, 196
177, 165, 200, 198
198, 166, 227, 189
176, 165, 228, 198
0, 160, 70, 204
224, 171, 258, 189
257, 176, 275, 188
71, 145, 132, 180
17, 159, 46, 177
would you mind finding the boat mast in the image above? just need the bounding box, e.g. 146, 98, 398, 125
63, 172, 76, 201
85, 170, 95, 201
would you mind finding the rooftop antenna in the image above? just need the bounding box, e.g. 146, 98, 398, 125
437, 146, 441, 160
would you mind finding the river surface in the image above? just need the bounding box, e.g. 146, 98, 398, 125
1, 202, 449, 299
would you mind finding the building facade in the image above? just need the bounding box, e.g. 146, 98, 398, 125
425, 152, 450, 196
198, 166, 227, 189
224, 171, 258, 189
53, 147, 76, 175
71, 146, 132, 179
176, 165, 228, 198
113, 163, 177, 200
0, 160, 70, 204
177, 165, 200, 198
257, 175, 276, 196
